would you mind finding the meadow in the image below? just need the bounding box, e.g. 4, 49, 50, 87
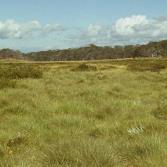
0, 58, 167, 167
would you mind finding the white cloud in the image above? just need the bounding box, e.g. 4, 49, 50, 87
113, 15, 167, 39
0, 20, 65, 39
43, 24, 65, 33
75, 15, 167, 46
76, 24, 110, 45
152, 19, 167, 37
114, 15, 149, 36
87, 24, 103, 36
1, 15, 167, 49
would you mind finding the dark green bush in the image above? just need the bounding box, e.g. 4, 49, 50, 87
0, 65, 43, 79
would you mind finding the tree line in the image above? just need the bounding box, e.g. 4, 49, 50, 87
1, 40, 167, 61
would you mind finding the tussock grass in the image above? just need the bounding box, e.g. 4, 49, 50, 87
72, 63, 98, 72
127, 59, 167, 72
0, 79, 16, 89
0, 64, 43, 79
152, 105, 167, 120
0, 58, 167, 166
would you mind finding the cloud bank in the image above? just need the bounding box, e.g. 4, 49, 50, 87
0, 20, 65, 39
0, 15, 167, 49
77, 15, 167, 46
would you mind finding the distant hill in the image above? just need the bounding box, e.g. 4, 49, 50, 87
1, 40, 167, 61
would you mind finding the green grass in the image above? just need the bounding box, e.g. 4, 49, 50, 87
0, 58, 167, 167
0, 64, 43, 79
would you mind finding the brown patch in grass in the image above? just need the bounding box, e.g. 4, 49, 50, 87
127, 60, 166, 72
72, 63, 98, 72
152, 105, 167, 120
0, 65, 43, 79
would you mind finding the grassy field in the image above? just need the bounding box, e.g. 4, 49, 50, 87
0, 58, 167, 167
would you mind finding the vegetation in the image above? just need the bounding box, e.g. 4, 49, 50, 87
1, 40, 167, 61
72, 63, 98, 71
0, 58, 166, 166
126, 59, 167, 72
0, 49, 22, 60
0, 64, 43, 79
0, 79, 16, 89
26, 40, 167, 61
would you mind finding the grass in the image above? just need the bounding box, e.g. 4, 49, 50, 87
72, 63, 98, 71
0, 64, 43, 79
0, 58, 167, 166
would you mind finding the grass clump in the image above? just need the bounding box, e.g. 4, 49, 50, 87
0, 79, 16, 89
73, 63, 98, 72
7, 136, 25, 148
40, 139, 116, 167
0, 65, 43, 79
152, 105, 167, 120
127, 60, 167, 72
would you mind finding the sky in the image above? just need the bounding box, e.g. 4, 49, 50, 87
0, 0, 167, 52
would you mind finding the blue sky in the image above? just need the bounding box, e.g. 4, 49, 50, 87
0, 0, 167, 52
